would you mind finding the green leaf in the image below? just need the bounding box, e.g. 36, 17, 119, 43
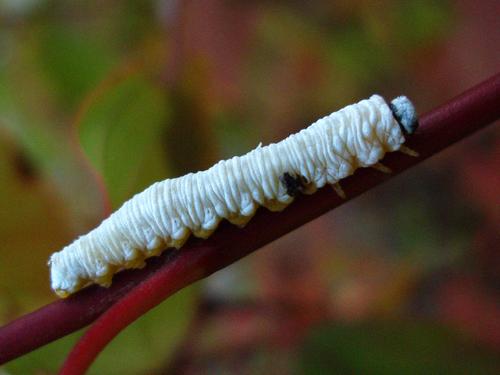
37, 23, 116, 108
78, 76, 171, 208
0, 137, 73, 313
0, 42, 105, 228
299, 321, 500, 375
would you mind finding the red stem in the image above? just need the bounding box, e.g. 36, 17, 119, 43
0, 73, 499, 369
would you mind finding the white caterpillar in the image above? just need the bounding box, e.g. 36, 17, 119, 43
49, 95, 418, 297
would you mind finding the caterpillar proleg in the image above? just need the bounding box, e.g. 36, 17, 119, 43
49, 95, 418, 297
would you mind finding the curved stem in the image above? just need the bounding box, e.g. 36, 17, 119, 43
0, 73, 499, 368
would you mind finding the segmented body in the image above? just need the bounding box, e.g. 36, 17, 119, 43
49, 95, 415, 297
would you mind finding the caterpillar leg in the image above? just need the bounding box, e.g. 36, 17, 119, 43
372, 162, 392, 174
399, 145, 419, 157
332, 183, 346, 199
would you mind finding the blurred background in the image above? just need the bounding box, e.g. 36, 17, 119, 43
0, 0, 498, 374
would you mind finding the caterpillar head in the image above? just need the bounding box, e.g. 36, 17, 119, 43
390, 96, 419, 135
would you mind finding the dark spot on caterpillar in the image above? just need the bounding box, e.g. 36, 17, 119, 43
279, 172, 308, 197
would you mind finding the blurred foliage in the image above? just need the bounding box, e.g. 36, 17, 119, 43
78, 75, 171, 208
38, 23, 116, 108
299, 321, 499, 375
0, 0, 498, 374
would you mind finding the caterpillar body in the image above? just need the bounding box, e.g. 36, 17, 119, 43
49, 95, 418, 297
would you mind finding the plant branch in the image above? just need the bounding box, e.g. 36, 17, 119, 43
1, 73, 499, 366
